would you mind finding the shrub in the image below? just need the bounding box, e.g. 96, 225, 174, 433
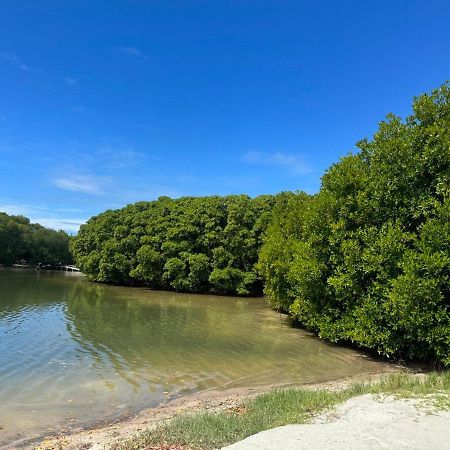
259, 83, 450, 365
71, 195, 278, 295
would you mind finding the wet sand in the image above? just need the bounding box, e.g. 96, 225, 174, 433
26, 370, 401, 450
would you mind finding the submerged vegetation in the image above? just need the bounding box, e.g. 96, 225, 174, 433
121, 372, 450, 450
0, 212, 72, 266
71, 83, 450, 366
71, 195, 278, 295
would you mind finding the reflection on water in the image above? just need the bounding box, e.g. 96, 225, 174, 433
0, 270, 386, 446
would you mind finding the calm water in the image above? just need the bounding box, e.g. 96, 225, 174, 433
0, 270, 386, 446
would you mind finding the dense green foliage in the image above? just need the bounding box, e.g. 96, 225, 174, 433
0, 212, 72, 266
259, 84, 450, 365
71, 195, 277, 295
71, 83, 450, 365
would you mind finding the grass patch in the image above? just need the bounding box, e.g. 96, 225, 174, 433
362, 371, 450, 410
119, 372, 450, 450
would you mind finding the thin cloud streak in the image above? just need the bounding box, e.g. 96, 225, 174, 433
243, 150, 312, 175
64, 77, 78, 85
1, 52, 41, 73
53, 175, 106, 195
35, 217, 86, 233
117, 46, 149, 60
0, 202, 87, 233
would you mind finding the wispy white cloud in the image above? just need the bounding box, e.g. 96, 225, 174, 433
64, 77, 78, 85
243, 150, 311, 175
35, 217, 86, 233
3, 138, 148, 173
0, 203, 30, 216
117, 46, 149, 60
53, 175, 107, 195
1, 52, 41, 74
0, 202, 86, 233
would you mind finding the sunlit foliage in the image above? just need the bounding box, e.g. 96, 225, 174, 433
71, 195, 278, 295
259, 83, 450, 365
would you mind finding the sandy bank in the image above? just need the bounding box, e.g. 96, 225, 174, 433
30, 386, 261, 450
225, 393, 450, 449
26, 372, 397, 450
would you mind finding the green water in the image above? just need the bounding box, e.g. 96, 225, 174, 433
0, 270, 386, 446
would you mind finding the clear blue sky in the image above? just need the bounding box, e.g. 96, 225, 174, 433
1, 1, 450, 232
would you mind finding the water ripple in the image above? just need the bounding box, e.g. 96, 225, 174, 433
0, 270, 386, 446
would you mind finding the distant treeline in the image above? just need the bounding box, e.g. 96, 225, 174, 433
72, 83, 450, 365
71, 195, 278, 296
0, 213, 72, 266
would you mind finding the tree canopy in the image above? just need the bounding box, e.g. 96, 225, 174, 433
71, 195, 278, 295
259, 83, 450, 366
0, 212, 72, 266
71, 83, 450, 366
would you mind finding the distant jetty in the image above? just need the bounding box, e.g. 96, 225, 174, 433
60, 265, 81, 272
10, 263, 81, 272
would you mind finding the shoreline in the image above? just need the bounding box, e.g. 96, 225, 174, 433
26, 369, 403, 450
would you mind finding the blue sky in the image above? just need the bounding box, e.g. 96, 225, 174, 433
1, 1, 450, 232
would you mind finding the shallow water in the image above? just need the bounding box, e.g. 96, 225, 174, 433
0, 270, 386, 446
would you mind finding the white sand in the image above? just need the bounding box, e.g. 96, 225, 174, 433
224, 394, 450, 450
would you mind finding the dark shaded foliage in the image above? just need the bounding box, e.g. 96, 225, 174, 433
0, 212, 72, 266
